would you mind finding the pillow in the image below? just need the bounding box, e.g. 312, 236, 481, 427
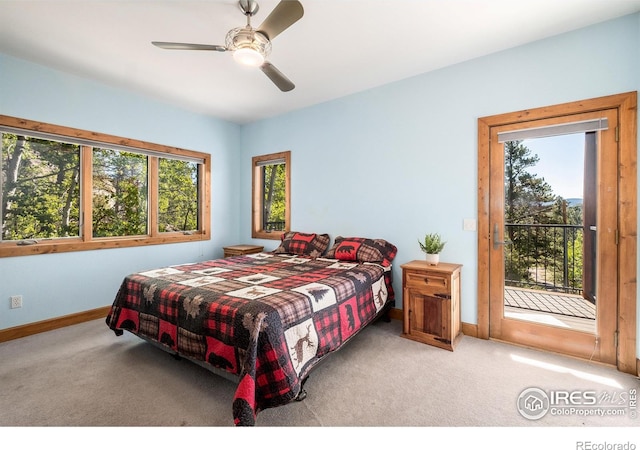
324, 236, 397, 267
272, 231, 330, 258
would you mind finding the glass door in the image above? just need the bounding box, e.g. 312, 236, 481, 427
502, 133, 594, 334
488, 109, 618, 365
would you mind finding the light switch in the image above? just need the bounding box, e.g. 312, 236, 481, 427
463, 218, 477, 231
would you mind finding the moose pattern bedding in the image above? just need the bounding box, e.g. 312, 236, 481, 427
106, 252, 394, 426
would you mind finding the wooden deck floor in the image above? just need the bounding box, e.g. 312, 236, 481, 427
504, 286, 596, 333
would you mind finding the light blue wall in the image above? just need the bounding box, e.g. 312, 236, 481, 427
240, 13, 640, 342
0, 54, 242, 329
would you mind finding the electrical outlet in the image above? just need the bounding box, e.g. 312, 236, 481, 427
10, 295, 23, 309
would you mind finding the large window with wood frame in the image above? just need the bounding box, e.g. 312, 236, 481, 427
0, 115, 210, 257
252, 151, 290, 239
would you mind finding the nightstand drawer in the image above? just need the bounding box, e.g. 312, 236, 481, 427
405, 270, 449, 291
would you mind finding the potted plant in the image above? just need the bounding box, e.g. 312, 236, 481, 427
418, 233, 446, 265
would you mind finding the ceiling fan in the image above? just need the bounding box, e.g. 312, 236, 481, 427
152, 0, 303, 92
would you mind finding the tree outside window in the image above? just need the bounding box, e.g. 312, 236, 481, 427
92, 148, 148, 238
1, 134, 80, 241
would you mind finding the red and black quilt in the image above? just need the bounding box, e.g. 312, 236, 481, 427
105, 252, 394, 426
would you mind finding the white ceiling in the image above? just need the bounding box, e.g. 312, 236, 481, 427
1, 0, 640, 124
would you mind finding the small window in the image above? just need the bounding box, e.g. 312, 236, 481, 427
252, 151, 290, 239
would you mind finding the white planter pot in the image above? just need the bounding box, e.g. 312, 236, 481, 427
425, 253, 440, 265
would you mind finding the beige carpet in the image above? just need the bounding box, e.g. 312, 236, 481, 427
1, 317, 638, 447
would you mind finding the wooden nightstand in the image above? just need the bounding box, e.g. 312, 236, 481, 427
401, 260, 462, 351
223, 244, 264, 258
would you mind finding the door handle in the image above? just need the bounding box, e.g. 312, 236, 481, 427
493, 224, 512, 250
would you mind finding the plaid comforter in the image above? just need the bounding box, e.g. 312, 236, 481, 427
106, 252, 394, 426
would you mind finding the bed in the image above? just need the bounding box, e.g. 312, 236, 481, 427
105, 232, 397, 426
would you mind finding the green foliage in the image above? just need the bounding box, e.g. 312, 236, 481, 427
158, 158, 198, 232
418, 233, 446, 254
504, 141, 556, 225
1, 133, 201, 242
2, 134, 80, 240
262, 163, 286, 230
92, 148, 148, 237
567, 229, 583, 286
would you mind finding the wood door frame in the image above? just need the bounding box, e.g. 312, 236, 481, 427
477, 91, 637, 375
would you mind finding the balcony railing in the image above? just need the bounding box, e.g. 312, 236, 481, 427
504, 223, 584, 296
264, 220, 285, 231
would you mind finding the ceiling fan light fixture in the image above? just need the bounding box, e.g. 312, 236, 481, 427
233, 47, 265, 66
225, 26, 271, 67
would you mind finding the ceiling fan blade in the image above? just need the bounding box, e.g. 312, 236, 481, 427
261, 62, 295, 92
256, 0, 304, 41
152, 42, 226, 52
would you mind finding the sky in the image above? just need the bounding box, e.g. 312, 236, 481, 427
522, 133, 585, 200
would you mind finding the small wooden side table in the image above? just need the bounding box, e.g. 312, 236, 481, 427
223, 244, 264, 258
401, 260, 462, 351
